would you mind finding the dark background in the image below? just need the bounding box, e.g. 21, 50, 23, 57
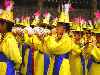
14, 0, 100, 9
0, 0, 100, 19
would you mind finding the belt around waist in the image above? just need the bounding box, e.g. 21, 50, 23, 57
0, 53, 14, 64
55, 52, 70, 59
0, 53, 8, 62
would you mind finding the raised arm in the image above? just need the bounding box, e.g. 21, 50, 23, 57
91, 46, 100, 61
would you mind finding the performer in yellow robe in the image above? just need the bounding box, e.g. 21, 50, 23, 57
20, 27, 33, 75
23, 27, 45, 75
32, 34, 44, 75
0, 8, 22, 75
0, 24, 22, 75
88, 46, 100, 75
81, 29, 96, 75
88, 27, 100, 75
44, 23, 81, 75
46, 28, 57, 75
69, 27, 83, 75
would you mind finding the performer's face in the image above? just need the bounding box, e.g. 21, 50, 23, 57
96, 34, 100, 43
85, 31, 91, 38
96, 34, 100, 48
74, 32, 81, 40
74, 32, 82, 44
0, 22, 7, 33
56, 26, 64, 35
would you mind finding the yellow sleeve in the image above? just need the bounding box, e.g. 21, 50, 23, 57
32, 35, 41, 46
24, 32, 31, 45
71, 43, 81, 54
44, 35, 58, 54
86, 44, 94, 55
24, 32, 39, 46
44, 35, 71, 55
31, 35, 43, 51
91, 47, 100, 61
2, 33, 22, 65
52, 35, 71, 54
49, 34, 80, 55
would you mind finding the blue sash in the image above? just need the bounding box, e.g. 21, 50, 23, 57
21, 43, 32, 75
44, 54, 50, 75
80, 55, 93, 75
0, 53, 15, 75
87, 56, 93, 71
53, 53, 69, 75
27, 47, 33, 75
22, 43, 28, 66
80, 54, 85, 75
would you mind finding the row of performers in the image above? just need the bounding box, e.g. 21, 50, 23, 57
0, 15, 100, 75
0, 2, 100, 75
0, 0, 100, 75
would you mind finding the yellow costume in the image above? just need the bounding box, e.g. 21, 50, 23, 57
0, 32, 22, 75
44, 33, 81, 75
81, 32, 96, 75
88, 27, 100, 75
23, 31, 44, 75
69, 42, 83, 75
69, 25, 83, 75
0, 1, 22, 74
32, 35, 44, 75
89, 46, 100, 75
20, 29, 34, 75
